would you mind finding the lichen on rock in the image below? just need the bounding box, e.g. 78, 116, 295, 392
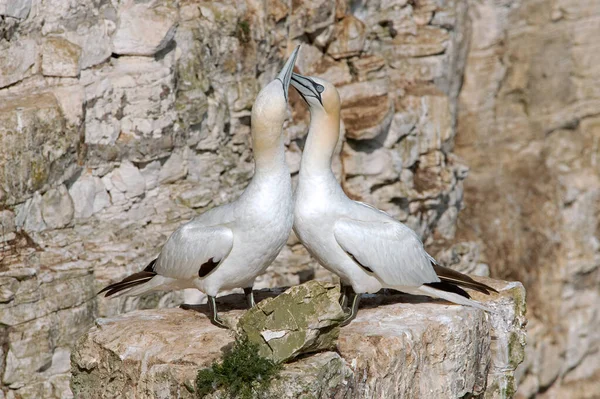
237, 281, 345, 363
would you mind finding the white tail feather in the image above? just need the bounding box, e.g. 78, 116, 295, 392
416, 285, 493, 312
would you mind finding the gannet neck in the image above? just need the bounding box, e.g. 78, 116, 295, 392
300, 107, 340, 177
250, 79, 288, 173
252, 131, 287, 173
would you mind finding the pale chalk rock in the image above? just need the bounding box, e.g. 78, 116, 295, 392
139, 160, 162, 191
327, 16, 367, 59
158, 152, 187, 184
0, 0, 31, 19
176, 187, 213, 209
0, 209, 16, 234
64, 24, 112, 70
16, 193, 46, 232
112, 0, 178, 56
68, 175, 111, 219
0, 39, 36, 88
338, 79, 394, 140
41, 37, 82, 78
71, 279, 525, 398
41, 185, 74, 229
105, 162, 145, 200
435, 242, 490, 277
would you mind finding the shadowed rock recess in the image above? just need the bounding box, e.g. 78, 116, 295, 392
71, 280, 525, 398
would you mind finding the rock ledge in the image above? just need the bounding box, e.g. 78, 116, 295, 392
71, 278, 525, 398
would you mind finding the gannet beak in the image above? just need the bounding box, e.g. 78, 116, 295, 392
276, 45, 300, 102
290, 72, 324, 106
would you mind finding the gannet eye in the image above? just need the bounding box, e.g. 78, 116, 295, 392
316, 85, 325, 93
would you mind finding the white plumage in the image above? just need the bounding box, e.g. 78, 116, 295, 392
100, 47, 301, 328
290, 73, 495, 324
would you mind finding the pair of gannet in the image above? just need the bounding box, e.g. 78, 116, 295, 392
101, 46, 495, 328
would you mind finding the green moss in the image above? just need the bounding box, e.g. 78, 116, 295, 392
500, 375, 516, 398
195, 336, 282, 399
236, 20, 251, 43
507, 331, 525, 369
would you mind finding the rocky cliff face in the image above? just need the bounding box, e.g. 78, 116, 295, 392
0, 1, 476, 397
455, 1, 600, 397
0, 0, 594, 398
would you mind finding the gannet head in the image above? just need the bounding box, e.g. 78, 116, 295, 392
290, 73, 340, 117
251, 46, 300, 149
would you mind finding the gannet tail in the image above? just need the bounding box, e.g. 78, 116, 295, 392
416, 284, 492, 312
431, 263, 498, 295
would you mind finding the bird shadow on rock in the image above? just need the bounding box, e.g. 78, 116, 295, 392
179, 286, 440, 317
179, 287, 288, 317
359, 289, 442, 309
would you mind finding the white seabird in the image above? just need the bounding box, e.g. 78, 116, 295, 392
100, 46, 301, 328
290, 73, 497, 325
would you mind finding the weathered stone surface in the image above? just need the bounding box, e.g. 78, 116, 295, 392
0, 0, 31, 19
453, 0, 600, 397
338, 79, 394, 140
0, 39, 36, 88
71, 279, 525, 398
41, 185, 74, 229
68, 174, 111, 219
41, 37, 81, 78
327, 16, 367, 59
0, 93, 78, 206
112, 0, 178, 56
238, 281, 344, 363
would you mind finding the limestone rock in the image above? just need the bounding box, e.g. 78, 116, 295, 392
0, 39, 36, 89
0, 209, 16, 234
0, 0, 31, 19
0, 93, 78, 206
112, 0, 178, 56
41, 185, 74, 229
103, 162, 146, 202
0, 0, 545, 397
435, 242, 490, 277
71, 279, 525, 398
338, 79, 394, 140
16, 192, 46, 232
455, 0, 600, 396
237, 281, 344, 363
158, 151, 187, 184
41, 37, 82, 78
68, 174, 111, 219
327, 16, 367, 59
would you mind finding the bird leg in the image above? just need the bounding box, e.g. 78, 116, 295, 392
339, 284, 353, 308
340, 288, 361, 327
207, 295, 228, 329
243, 286, 256, 308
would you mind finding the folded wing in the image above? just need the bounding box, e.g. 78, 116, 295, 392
333, 218, 440, 287
154, 223, 234, 280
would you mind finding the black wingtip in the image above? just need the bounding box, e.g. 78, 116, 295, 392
425, 282, 471, 299
98, 259, 158, 297
432, 264, 498, 295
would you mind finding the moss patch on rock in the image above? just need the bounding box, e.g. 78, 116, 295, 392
195, 336, 281, 399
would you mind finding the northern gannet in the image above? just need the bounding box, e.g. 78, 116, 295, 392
290, 73, 497, 325
100, 47, 300, 328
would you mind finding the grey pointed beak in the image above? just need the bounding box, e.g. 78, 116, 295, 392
290, 72, 324, 106
276, 45, 300, 102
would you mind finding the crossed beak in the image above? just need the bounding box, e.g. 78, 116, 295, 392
290, 72, 324, 106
